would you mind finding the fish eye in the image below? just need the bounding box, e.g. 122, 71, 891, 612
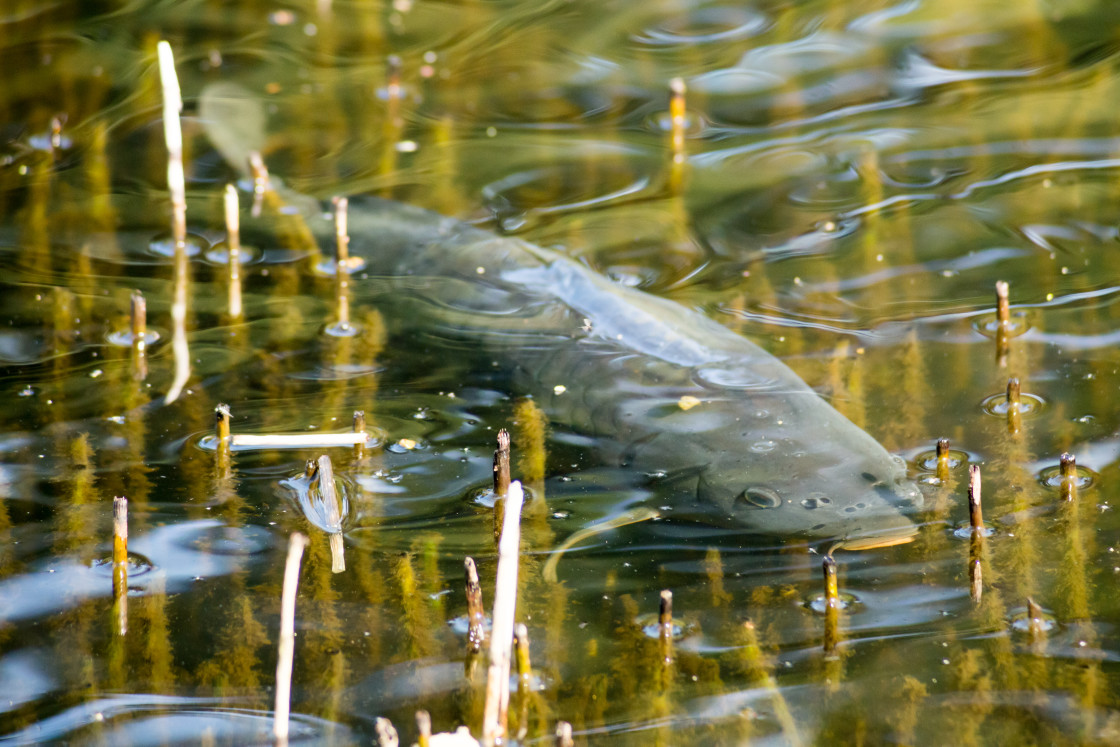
800, 493, 831, 509
739, 486, 782, 509
861, 472, 877, 483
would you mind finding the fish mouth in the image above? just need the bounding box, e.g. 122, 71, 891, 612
831, 523, 919, 552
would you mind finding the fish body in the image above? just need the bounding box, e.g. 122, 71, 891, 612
202, 84, 922, 545
302, 197, 921, 544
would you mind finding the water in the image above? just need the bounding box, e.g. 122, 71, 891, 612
3, 0, 1120, 744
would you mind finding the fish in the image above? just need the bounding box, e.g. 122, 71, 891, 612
201, 83, 923, 547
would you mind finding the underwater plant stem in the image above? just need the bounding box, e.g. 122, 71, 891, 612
482, 480, 524, 747
274, 532, 309, 743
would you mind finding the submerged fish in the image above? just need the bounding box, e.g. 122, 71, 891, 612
202, 84, 922, 547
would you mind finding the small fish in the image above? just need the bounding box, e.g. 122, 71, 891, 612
201, 84, 922, 547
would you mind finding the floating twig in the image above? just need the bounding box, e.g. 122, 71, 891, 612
482, 481, 525, 747
228, 432, 367, 449
112, 496, 128, 636
465, 557, 486, 653
224, 184, 243, 320
1060, 453, 1077, 502
273, 532, 309, 744
968, 465, 983, 532
209, 406, 369, 451
311, 455, 346, 573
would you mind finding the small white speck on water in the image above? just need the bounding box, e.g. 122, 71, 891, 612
554, 385, 566, 395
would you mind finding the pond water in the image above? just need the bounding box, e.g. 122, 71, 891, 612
3, 0, 1120, 744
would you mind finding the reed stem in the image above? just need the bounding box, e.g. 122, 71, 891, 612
157, 41, 186, 246
936, 437, 951, 482
968, 465, 983, 532
273, 532, 309, 744
465, 556, 486, 653
823, 556, 839, 656
995, 280, 1010, 327
482, 481, 525, 746
224, 184, 242, 320
1060, 452, 1077, 502
493, 428, 510, 498
353, 410, 366, 460
130, 290, 146, 347
658, 589, 674, 666
375, 718, 399, 747
112, 496, 128, 636
514, 623, 532, 692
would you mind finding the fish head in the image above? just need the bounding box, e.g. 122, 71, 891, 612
696, 439, 923, 547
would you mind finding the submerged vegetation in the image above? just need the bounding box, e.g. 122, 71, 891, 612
2, 0, 1120, 744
